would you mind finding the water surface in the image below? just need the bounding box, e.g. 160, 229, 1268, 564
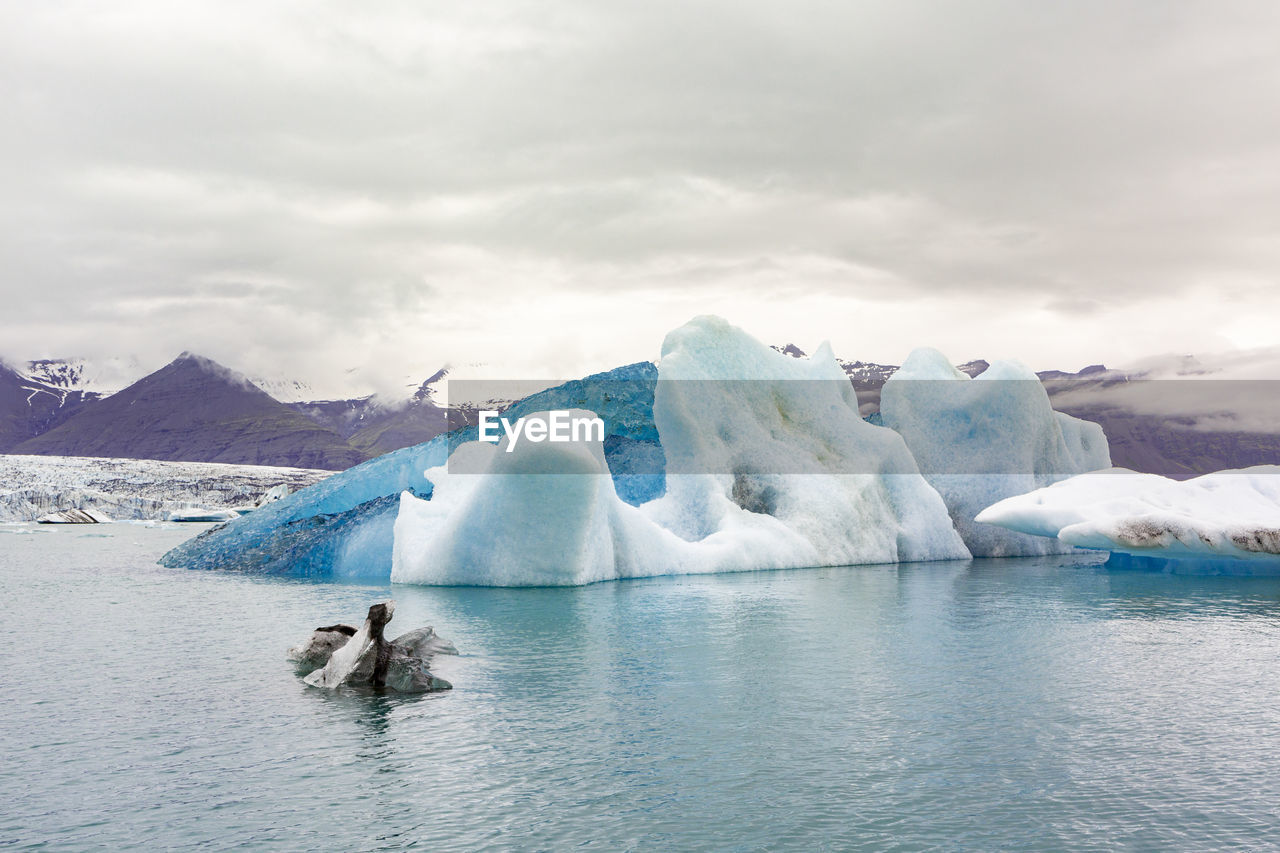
3, 523, 1279, 850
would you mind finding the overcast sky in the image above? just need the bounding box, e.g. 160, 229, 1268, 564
3, 0, 1280, 394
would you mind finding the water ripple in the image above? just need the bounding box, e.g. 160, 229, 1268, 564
3, 528, 1280, 849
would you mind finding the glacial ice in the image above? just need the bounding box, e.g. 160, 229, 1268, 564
167, 316, 1114, 586
975, 466, 1280, 570
392, 317, 971, 586
0, 454, 332, 523
879, 348, 1111, 556
166, 508, 240, 523
160, 363, 660, 578
36, 508, 113, 524
159, 442, 443, 579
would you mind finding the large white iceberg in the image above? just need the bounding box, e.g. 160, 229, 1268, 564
975, 466, 1280, 569
879, 349, 1111, 556
167, 315, 1113, 586
392, 317, 970, 586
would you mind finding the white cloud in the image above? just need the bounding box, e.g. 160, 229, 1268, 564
3, 0, 1280, 386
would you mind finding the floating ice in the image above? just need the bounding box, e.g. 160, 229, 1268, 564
168, 317, 1113, 585
880, 348, 1111, 556
160, 363, 659, 578
159, 442, 442, 579
392, 317, 970, 586
166, 508, 240, 523
975, 466, 1280, 570
36, 508, 113, 524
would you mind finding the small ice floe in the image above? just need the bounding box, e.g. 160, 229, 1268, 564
36, 508, 113, 524
976, 465, 1280, 570
288, 601, 456, 693
166, 508, 240, 523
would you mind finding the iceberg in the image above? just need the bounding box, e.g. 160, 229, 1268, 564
392, 317, 970, 586
166, 507, 240, 523
165, 316, 1113, 585
159, 442, 444, 579
975, 466, 1280, 572
160, 363, 660, 579
36, 508, 113, 524
879, 349, 1111, 556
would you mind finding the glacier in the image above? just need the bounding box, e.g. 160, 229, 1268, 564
879, 348, 1111, 556
975, 466, 1280, 573
0, 454, 333, 522
392, 317, 970, 586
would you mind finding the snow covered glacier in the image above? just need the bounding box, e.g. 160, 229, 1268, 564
976, 466, 1280, 573
164, 316, 1115, 585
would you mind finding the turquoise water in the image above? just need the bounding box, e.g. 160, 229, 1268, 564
3, 524, 1280, 850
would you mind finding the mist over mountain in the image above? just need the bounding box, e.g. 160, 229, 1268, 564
288, 369, 454, 458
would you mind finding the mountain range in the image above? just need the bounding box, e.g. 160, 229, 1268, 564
0, 354, 457, 470
3, 348, 1277, 477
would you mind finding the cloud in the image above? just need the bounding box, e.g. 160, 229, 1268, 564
3, 0, 1280, 385
1048, 347, 1280, 432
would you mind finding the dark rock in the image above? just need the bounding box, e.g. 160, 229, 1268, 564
295, 601, 455, 693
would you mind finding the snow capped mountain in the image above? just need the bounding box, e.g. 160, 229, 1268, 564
250, 365, 451, 406
20, 356, 144, 396
0, 361, 100, 451
771, 344, 989, 386
15, 353, 366, 470
247, 375, 321, 405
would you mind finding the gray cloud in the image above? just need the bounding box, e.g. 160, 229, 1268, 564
3, 0, 1280, 388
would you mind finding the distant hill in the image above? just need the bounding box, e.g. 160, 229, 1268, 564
14, 353, 365, 470
1038, 367, 1280, 479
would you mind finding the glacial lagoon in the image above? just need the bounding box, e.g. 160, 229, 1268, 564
4, 523, 1280, 850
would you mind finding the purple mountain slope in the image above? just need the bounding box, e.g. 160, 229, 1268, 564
13, 353, 365, 470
